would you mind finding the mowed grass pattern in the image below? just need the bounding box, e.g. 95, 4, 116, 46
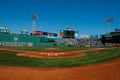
0, 47, 120, 68
6, 46, 91, 52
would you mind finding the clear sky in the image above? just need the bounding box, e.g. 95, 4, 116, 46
0, 0, 120, 37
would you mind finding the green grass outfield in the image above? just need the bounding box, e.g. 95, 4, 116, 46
6, 46, 92, 52
0, 47, 120, 68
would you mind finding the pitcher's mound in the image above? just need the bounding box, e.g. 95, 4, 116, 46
45, 48, 59, 51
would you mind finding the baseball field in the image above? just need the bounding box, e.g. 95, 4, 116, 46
0, 46, 120, 80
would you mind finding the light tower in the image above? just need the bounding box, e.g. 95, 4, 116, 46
32, 14, 38, 35
104, 18, 113, 34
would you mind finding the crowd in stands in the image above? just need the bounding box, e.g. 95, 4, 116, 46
79, 38, 103, 47
56, 38, 103, 47
105, 43, 120, 47
56, 38, 79, 46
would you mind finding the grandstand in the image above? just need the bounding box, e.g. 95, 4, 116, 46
56, 38, 79, 46
56, 27, 103, 47
79, 38, 103, 47
100, 28, 120, 47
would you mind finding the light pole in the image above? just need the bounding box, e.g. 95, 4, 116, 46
32, 14, 38, 35
104, 18, 113, 34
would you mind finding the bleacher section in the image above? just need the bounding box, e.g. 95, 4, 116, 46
100, 29, 120, 47
79, 38, 103, 47
56, 38, 79, 46
56, 38, 103, 47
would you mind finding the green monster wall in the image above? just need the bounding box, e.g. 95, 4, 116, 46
0, 34, 56, 46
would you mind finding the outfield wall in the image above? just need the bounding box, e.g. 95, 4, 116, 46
0, 34, 56, 47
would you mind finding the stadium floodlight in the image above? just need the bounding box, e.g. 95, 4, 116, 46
104, 18, 113, 34
32, 14, 38, 35
32, 14, 38, 20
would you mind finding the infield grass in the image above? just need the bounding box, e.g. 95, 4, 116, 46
0, 47, 120, 68
4, 46, 92, 52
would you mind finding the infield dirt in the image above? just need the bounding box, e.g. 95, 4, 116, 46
0, 47, 107, 58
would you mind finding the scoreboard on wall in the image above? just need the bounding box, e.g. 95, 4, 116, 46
60, 30, 75, 38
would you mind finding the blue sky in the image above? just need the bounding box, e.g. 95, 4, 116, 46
0, 0, 120, 37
